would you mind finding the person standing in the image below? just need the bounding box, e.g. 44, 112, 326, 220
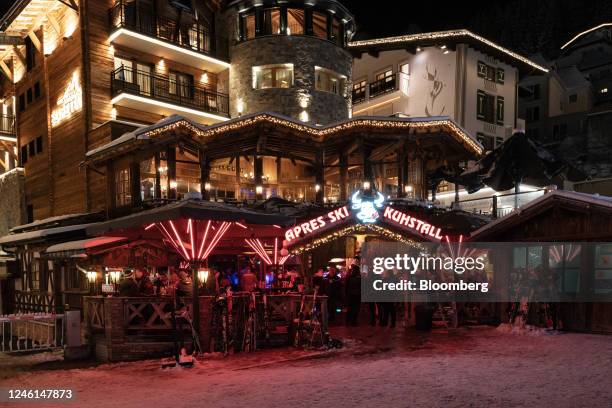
345, 258, 362, 326
240, 266, 257, 292
326, 267, 343, 323
379, 269, 397, 328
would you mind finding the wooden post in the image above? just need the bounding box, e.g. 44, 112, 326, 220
276, 156, 282, 197
235, 154, 241, 199
339, 153, 348, 201
362, 142, 373, 188
167, 147, 176, 199
455, 183, 460, 204
397, 149, 406, 198
130, 161, 141, 207
315, 149, 324, 204
200, 150, 210, 200
106, 162, 116, 211
492, 195, 498, 219
154, 152, 161, 199
254, 154, 263, 200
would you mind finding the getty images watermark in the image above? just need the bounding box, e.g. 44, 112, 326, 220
371, 252, 489, 293
359, 242, 612, 302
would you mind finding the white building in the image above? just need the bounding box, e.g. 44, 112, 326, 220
348, 30, 549, 213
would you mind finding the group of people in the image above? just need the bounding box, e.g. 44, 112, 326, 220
118, 268, 194, 297
116, 258, 399, 328
313, 257, 399, 328
116, 263, 305, 298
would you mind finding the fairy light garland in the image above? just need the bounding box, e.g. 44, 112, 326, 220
290, 224, 424, 255
90, 114, 483, 159
348, 29, 549, 73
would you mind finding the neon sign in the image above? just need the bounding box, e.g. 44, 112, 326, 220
51, 71, 82, 127
383, 206, 444, 240
351, 190, 385, 223
284, 206, 350, 243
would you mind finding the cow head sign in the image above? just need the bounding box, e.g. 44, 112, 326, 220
351, 190, 385, 223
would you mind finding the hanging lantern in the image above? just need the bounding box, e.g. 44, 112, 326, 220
197, 268, 210, 286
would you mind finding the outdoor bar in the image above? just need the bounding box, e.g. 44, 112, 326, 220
50, 200, 334, 361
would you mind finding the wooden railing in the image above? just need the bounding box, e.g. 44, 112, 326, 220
84, 293, 328, 360
14, 290, 55, 314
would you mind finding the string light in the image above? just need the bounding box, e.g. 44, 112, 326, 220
289, 224, 424, 255
88, 113, 483, 160
154, 219, 232, 262
347, 29, 549, 73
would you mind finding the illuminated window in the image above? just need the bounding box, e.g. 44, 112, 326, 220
286, 8, 304, 35
253, 64, 294, 89
312, 11, 327, 39
140, 157, 156, 201
549, 244, 581, 293
315, 66, 346, 95
242, 12, 256, 40
262, 8, 281, 35
352, 79, 367, 102
169, 71, 193, 98
115, 167, 131, 206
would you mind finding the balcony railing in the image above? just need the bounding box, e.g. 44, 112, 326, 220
352, 73, 409, 105
351, 90, 366, 105
109, 0, 227, 60
111, 66, 230, 117
0, 115, 15, 135
369, 74, 398, 98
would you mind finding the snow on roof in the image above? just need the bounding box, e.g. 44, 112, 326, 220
85, 114, 208, 158
45, 236, 127, 254
0, 223, 98, 246
348, 29, 549, 73
10, 213, 101, 232
470, 190, 612, 238
87, 112, 484, 159
10, 212, 97, 233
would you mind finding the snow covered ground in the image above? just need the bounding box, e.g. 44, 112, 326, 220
1, 327, 611, 408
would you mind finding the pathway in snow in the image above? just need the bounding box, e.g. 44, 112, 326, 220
1, 327, 611, 407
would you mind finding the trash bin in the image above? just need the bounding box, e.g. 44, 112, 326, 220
415, 305, 435, 331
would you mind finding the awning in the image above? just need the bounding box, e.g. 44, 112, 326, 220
86, 199, 295, 236
0, 223, 98, 247
44, 236, 127, 258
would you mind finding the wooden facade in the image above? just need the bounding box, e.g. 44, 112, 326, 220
470, 190, 612, 333
1, 0, 228, 222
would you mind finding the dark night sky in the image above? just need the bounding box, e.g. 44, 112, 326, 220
0, 0, 608, 58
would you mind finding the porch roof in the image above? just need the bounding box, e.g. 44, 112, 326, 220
86, 199, 295, 236
0, 223, 98, 247
44, 236, 128, 258
85, 112, 483, 164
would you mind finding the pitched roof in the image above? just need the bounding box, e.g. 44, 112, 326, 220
469, 190, 612, 240
86, 112, 484, 161
348, 29, 549, 74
